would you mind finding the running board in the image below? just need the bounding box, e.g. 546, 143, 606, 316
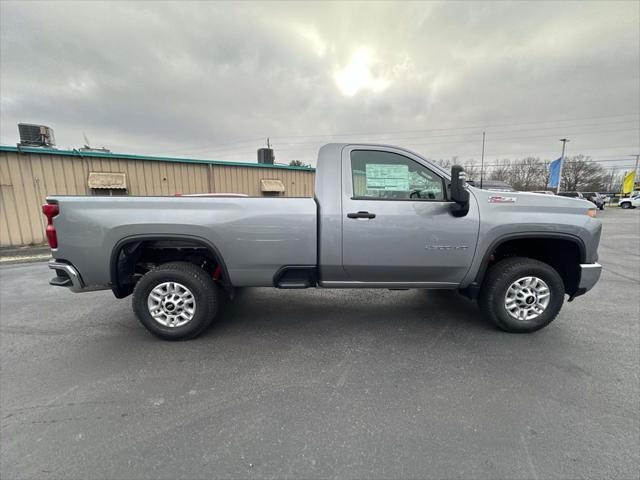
273, 266, 317, 289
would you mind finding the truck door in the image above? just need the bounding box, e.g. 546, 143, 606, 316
340, 146, 479, 286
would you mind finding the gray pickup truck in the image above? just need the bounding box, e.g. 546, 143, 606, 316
44, 143, 602, 340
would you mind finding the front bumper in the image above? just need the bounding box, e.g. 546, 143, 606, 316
573, 262, 602, 298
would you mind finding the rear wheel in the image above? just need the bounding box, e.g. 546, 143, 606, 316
132, 261, 218, 340
479, 257, 565, 333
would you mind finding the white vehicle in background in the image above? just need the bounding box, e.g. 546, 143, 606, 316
618, 193, 640, 209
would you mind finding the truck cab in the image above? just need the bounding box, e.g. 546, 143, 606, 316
315, 144, 479, 287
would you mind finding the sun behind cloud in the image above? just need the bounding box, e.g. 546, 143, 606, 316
333, 47, 389, 97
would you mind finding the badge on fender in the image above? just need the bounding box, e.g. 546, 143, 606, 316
488, 195, 516, 203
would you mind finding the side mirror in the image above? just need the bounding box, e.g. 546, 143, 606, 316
450, 165, 470, 217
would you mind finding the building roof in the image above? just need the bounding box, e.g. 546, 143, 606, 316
0, 145, 315, 172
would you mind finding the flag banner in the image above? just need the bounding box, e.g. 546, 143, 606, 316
622, 170, 636, 194
547, 157, 562, 188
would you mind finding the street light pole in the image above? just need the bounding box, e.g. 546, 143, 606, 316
480, 131, 485, 189
557, 138, 569, 194
629, 154, 640, 196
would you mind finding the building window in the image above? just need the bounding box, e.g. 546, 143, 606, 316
91, 188, 128, 196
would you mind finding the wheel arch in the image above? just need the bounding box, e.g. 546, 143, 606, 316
473, 232, 586, 297
110, 234, 232, 299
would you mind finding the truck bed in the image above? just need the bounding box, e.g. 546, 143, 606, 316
49, 196, 317, 288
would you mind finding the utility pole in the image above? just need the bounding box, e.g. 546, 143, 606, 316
608, 167, 615, 192
480, 131, 486, 189
557, 138, 569, 194
629, 154, 640, 196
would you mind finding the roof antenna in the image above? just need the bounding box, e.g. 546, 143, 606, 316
266, 137, 271, 149
79, 132, 111, 153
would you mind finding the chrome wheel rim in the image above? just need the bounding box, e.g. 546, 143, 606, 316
504, 276, 550, 321
147, 282, 196, 327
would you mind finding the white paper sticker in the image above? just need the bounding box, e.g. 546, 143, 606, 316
365, 164, 409, 191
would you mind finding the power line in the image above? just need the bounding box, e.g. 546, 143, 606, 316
454, 159, 638, 172
464, 165, 635, 171
272, 143, 639, 155
254, 124, 639, 149
164, 113, 639, 156
159, 136, 265, 156
180, 121, 639, 156
443, 157, 636, 168
364, 127, 637, 147
267, 112, 640, 140
174, 129, 639, 158
558, 158, 638, 163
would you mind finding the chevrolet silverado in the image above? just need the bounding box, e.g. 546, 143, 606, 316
44, 143, 602, 340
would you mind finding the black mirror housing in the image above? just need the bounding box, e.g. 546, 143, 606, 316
450, 165, 470, 217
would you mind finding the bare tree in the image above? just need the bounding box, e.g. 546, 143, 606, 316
507, 157, 546, 191
487, 157, 545, 190
560, 155, 607, 191
602, 169, 624, 193
436, 156, 457, 169
489, 159, 512, 182
463, 159, 479, 181
437, 153, 608, 192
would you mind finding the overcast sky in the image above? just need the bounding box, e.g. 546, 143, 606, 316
1, 1, 638, 169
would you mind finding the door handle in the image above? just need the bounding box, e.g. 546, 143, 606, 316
347, 211, 376, 219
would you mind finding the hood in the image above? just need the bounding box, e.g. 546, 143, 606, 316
468, 187, 597, 211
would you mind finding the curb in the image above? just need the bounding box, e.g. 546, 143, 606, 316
0, 246, 52, 265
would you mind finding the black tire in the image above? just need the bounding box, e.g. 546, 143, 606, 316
620, 202, 631, 209
599, 205, 604, 210
132, 261, 218, 340
479, 257, 565, 333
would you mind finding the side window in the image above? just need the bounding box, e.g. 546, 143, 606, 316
351, 150, 445, 201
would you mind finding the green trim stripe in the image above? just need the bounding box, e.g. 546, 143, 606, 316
0, 145, 315, 172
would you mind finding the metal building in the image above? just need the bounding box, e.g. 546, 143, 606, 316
0, 146, 315, 248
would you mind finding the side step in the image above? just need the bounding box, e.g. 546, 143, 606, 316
273, 266, 317, 289
50, 275, 73, 287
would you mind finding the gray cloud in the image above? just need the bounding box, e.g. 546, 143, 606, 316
1, 0, 638, 168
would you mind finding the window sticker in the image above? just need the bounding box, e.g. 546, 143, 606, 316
365, 164, 409, 191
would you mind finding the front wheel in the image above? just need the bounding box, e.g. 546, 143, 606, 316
132, 262, 218, 340
620, 202, 631, 209
479, 257, 565, 333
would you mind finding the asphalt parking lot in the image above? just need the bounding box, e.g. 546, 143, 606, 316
1, 208, 639, 480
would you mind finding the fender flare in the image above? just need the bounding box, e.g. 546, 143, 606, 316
109, 234, 232, 298
472, 232, 586, 286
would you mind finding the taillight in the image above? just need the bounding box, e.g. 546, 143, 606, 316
42, 203, 59, 248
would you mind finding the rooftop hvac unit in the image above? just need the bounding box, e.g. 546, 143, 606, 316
257, 148, 274, 165
18, 123, 56, 147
